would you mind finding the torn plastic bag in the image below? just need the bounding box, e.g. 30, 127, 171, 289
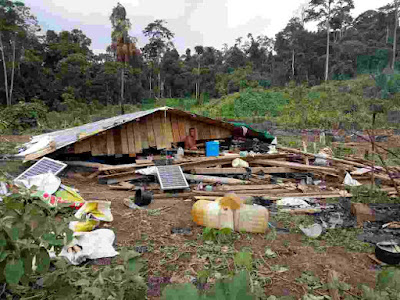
276, 197, 311, 208
343, 172, 361, 186
135, 166, 158, 175
69, 219, 101, 233
59, 229, 119, 265
15, 171, 61, 194
74, 201, 113, 222
0, 182, 10, 202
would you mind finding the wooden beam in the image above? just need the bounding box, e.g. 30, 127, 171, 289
184, 173, 250, 185
251, 159, 339, 175
218, 184, 284, 191
25, 141, 56, 161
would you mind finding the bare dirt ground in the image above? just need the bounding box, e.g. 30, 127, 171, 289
62, 175, 378, 299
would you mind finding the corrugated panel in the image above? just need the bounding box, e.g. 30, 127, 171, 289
15, 157, 67, 181
156, 166, 189, 190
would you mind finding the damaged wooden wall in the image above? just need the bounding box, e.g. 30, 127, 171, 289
73, 111, 232, 156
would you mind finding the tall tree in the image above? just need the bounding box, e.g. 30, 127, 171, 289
142, 19, 174, 98
305, 0, 354, 81
194, 45, 203, 100
110, 2, 138, 113
0, 0, 32, 105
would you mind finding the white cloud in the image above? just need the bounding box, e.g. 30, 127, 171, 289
24, 0, 395, 55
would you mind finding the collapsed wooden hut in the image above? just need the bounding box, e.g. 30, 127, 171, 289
17, 107, 274, 162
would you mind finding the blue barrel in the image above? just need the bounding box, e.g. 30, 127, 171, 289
206, 141, 220, 157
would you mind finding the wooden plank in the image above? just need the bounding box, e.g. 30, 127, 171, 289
214, 126, 221, 139
99, 162, 154, 172
91, 133, 107, 156
183, 116, 190, 139
202, 123, 211, 140
151, 112, 162, 149
165, 113, 174, 147
193, 167, 248, 175
139, 118, 149, 150
145, 116, 157, 148
177, 116, 186, 141
170, 114, 180, 142
154, 111, 167, 149
126, 123, 136, 154
63, 161, 112, 169
106, 130, 115, 156
25, 141, 56, 161
219, 184, 282, 191
251, 159, 339, 175
113, 128, 122, 154
250, 167, 298, 173
196, 122, 205, 140
132, 121, 142, 153
209, 124, 217, 139
120, 124, 129, 154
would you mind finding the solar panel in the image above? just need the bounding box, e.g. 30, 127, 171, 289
156, 165, 189, 190
15, 157, 67, 181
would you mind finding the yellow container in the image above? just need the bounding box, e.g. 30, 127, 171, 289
233, 205, 269, 233
191, 199, 269, 233
191, 200, 234, 230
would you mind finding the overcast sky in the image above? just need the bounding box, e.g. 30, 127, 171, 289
25, 0, 392, 55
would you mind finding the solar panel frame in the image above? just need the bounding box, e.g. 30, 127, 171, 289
14, 157, 67, 181
155, 165, 189, 190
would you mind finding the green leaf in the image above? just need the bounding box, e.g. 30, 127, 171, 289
35, 247, 50, 274
5, 259, 24, 284
0, 252, 8, 262
234, 252, 253, 271
74, 278, 91, 287
84, 287, 103, 298
21, 249, 33, 276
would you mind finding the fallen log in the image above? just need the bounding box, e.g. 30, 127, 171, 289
184, 174, 250, 185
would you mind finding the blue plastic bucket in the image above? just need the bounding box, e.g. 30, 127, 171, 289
206, 141, 219, 157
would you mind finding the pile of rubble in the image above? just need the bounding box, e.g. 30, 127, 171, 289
66, 145, 400, 203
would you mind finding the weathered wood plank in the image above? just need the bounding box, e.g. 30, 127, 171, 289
126, 122, 136, 154
106, 130, 115, 155
132, 121, 142, 153
113, 128, 122, 154
120, 124, 129, 154
91, 133, 107, 156
154, 111, 167, 149
208, 124, 217, 139
177, 116, 186, 141
139, 118, 149, 150
146, 115, 157, 147
165, 113, 174, 148
170, 114, 180, 142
